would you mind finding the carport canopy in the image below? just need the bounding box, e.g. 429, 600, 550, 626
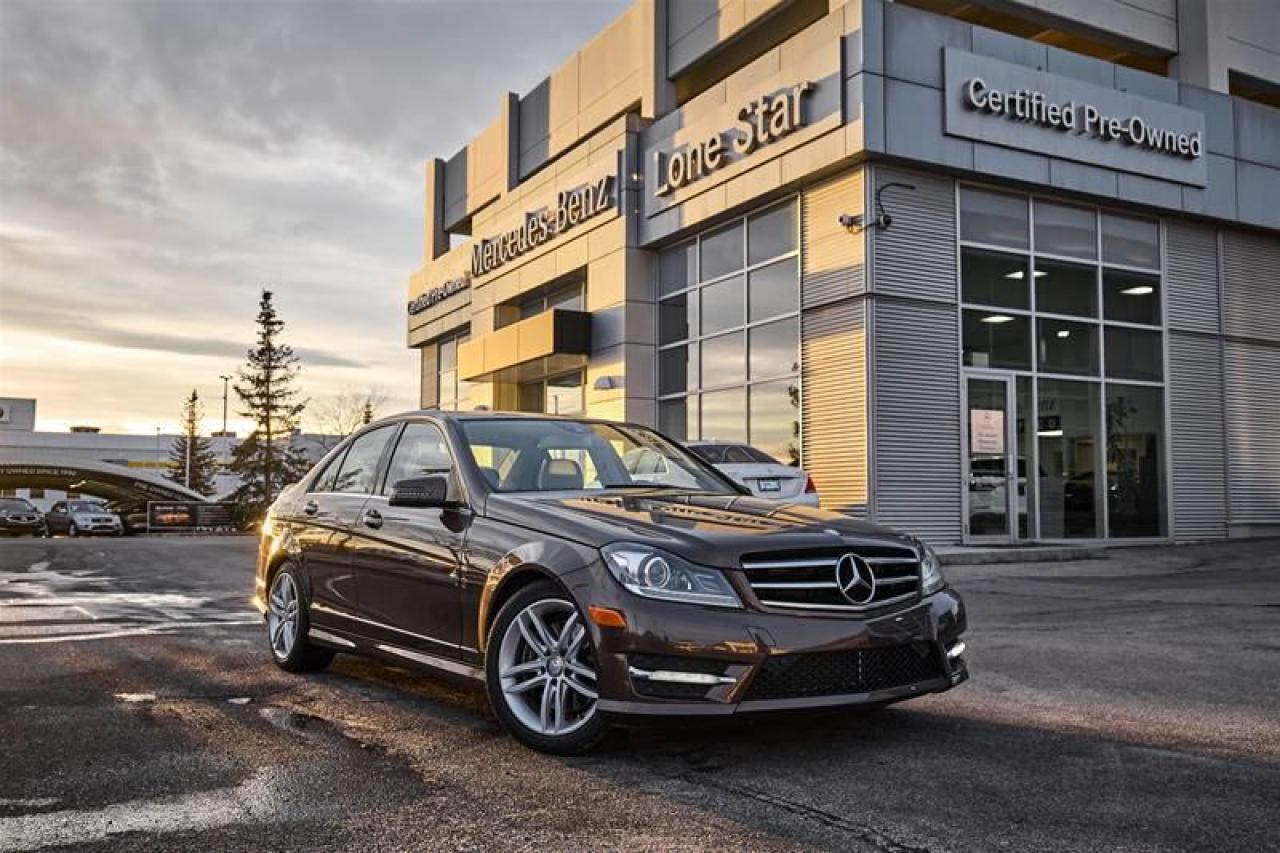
0, 455, 209, 504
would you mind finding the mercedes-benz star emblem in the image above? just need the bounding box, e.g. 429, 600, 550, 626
835, 553, 876, 606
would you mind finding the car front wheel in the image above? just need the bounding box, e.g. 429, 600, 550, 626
266, 564, 334, 673
486, 581, 606, 754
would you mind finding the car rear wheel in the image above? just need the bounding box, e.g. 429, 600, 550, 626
486, 582, 607, 754
266, 564, 334, 673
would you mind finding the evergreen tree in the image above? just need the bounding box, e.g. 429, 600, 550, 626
227, 290, 311, 525
166, 389, 219, 497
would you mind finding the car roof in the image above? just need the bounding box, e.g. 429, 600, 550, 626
371, 409, 648, 428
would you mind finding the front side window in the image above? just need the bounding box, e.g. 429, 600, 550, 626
382, 422, 453, 495
657, 199, 800, 464
332, 425, 395, 495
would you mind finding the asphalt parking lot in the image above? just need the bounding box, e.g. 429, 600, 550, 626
0, 536, 1277, 852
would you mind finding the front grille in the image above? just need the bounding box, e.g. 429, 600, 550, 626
741, 547, 921, 611
743, 643, 941, 702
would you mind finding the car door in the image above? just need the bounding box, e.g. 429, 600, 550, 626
353, 420, 470, 660
299, 424, 398, 632
46, 502, 68, 534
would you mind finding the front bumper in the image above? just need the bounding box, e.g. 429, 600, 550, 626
0, 520, 46, 534
74, 519, 122, 534
565, 563, 968, 718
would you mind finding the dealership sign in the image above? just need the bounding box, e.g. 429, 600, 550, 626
944, 49, 1207, 186
408, 274, 468, 316
652, 82, 813, 197
470, 175, 616, 276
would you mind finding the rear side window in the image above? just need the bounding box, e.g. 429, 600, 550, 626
688, 444, 726, 464
331, 426, 396, 495
381, 423, 453, 495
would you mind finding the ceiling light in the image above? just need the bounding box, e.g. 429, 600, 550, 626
1037, 429, 1064, 437
1121, 285, 1154, 295
1056, 330, 1071, 339
1004, 270, 1024, 280
1032, 270, 1048, 278
981, 314, 1014, 324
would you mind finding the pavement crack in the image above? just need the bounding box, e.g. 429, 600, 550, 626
670, 771, 935, 853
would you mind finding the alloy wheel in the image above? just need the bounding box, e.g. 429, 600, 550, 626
267, 571, 300, 660
497, 598, 597, 737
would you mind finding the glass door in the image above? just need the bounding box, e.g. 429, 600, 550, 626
964, 374, 1017, 542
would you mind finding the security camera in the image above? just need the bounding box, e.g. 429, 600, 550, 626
837, 213, 863, 229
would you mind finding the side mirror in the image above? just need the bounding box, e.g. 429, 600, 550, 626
388, 474, 458, 508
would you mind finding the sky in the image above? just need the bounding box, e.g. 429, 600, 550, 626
0, 0, 629, 435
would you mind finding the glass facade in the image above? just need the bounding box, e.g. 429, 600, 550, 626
656, 199, 800, 464
435, 331, 471, 411
960, 187, 1166, 539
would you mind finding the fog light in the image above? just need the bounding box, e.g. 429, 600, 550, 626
946, 640, 966, 660
628, 666, 735, 686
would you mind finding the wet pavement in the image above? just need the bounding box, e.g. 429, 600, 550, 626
1, 536, 1278, 851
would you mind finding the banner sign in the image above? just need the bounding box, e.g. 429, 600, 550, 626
147, 501, 235, 531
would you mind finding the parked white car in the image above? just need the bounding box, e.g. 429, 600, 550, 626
685, 441, 819, 506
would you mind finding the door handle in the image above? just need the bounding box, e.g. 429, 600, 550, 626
303, 500, 319, 516
362, 508, 383, 530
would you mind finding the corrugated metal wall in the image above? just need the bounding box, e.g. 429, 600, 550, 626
1164, 223, 1228, 539
800, 168, 868, 516
1223, 339, 1280, 524
1221, 231, 1280, 529
869, 169, 956, 304
801, 300, 868, 516
1165, 222, 1220, 335
869, 167, 962, 543
1168, 332, 1228, 539
802, 170, 865, 309
1222, 232, 1280, 344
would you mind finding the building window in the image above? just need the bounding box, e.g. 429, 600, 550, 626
519, 370, 585, 416
657, 199, 800, 464
436, 331, 471, 411
960, 187, 1166, 539
498, 280, 585, 329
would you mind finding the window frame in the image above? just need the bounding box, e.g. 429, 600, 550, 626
957, 181, 1168, 543
656, 196, 802, 463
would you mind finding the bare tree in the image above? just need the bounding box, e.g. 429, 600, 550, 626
311, 387, 389, 448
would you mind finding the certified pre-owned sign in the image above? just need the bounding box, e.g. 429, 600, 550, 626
944, 49, 1208, 186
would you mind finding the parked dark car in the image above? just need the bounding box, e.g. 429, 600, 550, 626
0, 497, 47, 537
103, 499, 149, 535
45, 500, 123, 537
254, 412, 968, 754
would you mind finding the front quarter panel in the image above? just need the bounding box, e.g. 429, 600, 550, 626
462, 516, 600, 653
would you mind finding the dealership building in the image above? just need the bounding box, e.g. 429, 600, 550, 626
405, 0, 1280, 544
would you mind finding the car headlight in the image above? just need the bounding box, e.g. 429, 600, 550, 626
601, 543, 742, 609
918, 541, 946, 594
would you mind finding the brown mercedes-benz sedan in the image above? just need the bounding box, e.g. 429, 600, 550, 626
254, 412, 968, 753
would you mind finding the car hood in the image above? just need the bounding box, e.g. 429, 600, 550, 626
483, 491, 918, 567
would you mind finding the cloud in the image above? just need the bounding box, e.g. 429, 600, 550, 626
0, 0, 629, 431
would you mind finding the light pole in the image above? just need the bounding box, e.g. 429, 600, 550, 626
220, 374, 231, 465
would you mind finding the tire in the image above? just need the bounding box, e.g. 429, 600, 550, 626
266, 563, 335, 673
485, 581, 607, 755
68, 522, 79, 538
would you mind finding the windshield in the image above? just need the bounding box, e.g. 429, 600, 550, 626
0, 498, 34, 512
458, 418, 738, 494
68, 501, 103, 513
